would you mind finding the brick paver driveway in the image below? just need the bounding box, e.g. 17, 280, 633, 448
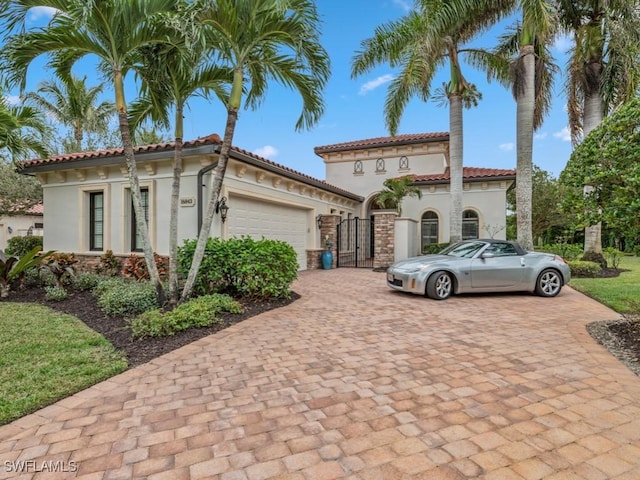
2, 269, 640, 479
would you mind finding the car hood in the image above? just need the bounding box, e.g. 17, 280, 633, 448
390, 255, 457, 271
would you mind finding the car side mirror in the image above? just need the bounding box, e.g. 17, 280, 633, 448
481, 252, 495, 259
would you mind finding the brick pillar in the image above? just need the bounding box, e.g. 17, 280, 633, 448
373, 211, 397, 269
319, 214, 340, 269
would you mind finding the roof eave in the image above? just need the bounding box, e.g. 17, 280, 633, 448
314, 135, 449, 156
412, 174, 516, 186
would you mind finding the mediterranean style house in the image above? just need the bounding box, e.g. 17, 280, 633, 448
18, 132, 515, 270
0, 203, 44, 251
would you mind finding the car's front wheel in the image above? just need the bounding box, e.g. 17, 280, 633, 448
535, 269, 562, 297
426, 271, 453, 300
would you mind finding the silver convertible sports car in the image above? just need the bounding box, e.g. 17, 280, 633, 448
386, 239, 571, 300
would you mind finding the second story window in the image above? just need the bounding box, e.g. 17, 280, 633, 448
399, 156, 409, 169
376, 158, 385, 172
354, 160, 363, 174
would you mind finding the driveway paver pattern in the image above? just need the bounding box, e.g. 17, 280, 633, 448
1, 269, 640, 479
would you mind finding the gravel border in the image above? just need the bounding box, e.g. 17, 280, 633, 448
587, 315, 640, 377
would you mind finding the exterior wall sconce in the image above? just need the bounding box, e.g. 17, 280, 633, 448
316, 214, 323, 230
7, 226, 13, 234
216, 196, 229, 223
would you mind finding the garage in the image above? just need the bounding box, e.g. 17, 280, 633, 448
226, 195, 309, 270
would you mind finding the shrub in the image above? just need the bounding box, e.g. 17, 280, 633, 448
129, 294, 243, 338
604, 247, 623, 270
0, 247, 52, 298
44, 252, 77, 287
94, 250, 121, 277
568, 260, 602, 277
96, 278, 158, 317
634, 245, 640, 257
5, 236, 43, 257
73, 272, 102, 291
44, 285, 68, 302
422, 243, 449, 255
92, 277, 125, 297
536, 243, 583, 261
178, 236, 298, 299
121, 253, 167, 281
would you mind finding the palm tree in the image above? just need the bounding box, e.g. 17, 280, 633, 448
23, 76, 114, 153
129, 11, 232, 303
180, 0, 330, 301
0, 96, 50, 162
558, 0, 640, 259
493, 3, 558, 251
1, 0, 181, 305
352, 0, 510, 244
375, 176, 422, 216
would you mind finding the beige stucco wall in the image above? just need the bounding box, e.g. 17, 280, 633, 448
0, 214, 44, 251
37, 153, 359, 258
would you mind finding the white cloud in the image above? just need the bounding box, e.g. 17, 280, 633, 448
553, 127, 572, 142
3, 95, 22, 106
499, 142, 514, 151
553, 33, 573, 54
534, 132, 548, 140
27, 6, 58, 22
359, 74, 394, 95
392, 0, 412, 12
253, 145, 278, 158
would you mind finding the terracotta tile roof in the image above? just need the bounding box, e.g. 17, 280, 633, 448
20, 134, 223, 168
314, 132, 449, 154
19, 134, 363, 201
25, 203, 44, 215
410, 167, 516, 183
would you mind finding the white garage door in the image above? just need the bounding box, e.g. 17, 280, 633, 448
226, 196, 309, 270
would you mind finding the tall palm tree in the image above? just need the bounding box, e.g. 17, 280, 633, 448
375, 176, 422, 216
129, 13, 232, 303
558, 0, 640, 258
493, 3, 558, 251
23, 76, 114, 153
352, 0, 510, 244
180, 0, 330, 301
1, 0, 181, 304
0, 96, 50, 162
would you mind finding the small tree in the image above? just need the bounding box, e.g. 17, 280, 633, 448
375, 176, 422, 216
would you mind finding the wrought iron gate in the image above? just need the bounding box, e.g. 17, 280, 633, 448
337, 217, 374, 268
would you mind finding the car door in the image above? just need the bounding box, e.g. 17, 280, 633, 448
470, 242, 525, 288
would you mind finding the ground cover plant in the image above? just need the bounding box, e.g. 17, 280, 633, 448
0, 302, 127, 425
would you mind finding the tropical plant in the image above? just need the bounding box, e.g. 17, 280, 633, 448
491, 0, 558, 250
0, 246, 51, 298
129, 2, 231, 303
375, 176, 422, 216
0, 0, 181, 306
23, 76, 114, 153
0, 95, 51, 162
179, 0, 330, 301
557, 0, 640, 257
94, 250, 122, 277
44, 252, 78, 288
352, 0, 510, 243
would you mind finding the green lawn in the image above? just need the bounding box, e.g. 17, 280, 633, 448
570, 255, 640, 313
0, 303, 127, 425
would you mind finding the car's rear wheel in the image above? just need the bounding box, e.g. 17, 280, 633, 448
426, 271, 453, 300
535, 269, 562, 297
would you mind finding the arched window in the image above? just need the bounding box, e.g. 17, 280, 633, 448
462, 210, 479, 240
399, 156, 409, 169
421, 211, 439, 248
375, 158, 385, 172
353, 160, 363, 174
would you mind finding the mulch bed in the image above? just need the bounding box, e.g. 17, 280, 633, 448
2, 288, 298, 368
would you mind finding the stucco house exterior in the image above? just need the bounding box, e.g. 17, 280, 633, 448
0, 203, 44, 251
18, 132, 514, 270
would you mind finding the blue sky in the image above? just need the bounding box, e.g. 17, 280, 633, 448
6, 1, 575, 181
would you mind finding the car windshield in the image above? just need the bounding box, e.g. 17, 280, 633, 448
440, 241, 487, 258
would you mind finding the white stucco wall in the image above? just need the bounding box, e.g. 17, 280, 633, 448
0, 214, 44, 251
36, 153, 359, 259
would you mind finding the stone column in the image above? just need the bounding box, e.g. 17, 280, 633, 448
372, 211, 397, 270
319, 214, 340, 269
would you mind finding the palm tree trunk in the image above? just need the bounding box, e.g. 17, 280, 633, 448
115, 72, 165, 305
449, 93, 463, 243
168, 103, 184, 304
583, 93, 604, 255
516, 44, 535, 250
